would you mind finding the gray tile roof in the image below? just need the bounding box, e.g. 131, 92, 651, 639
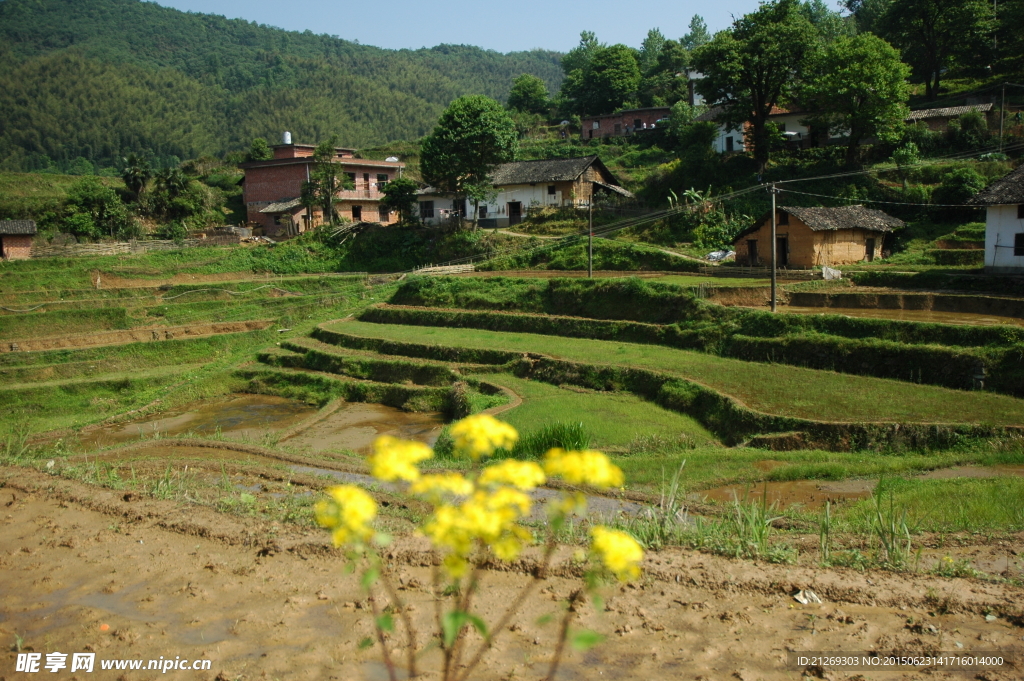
969, 163, 1024, 205
259, 198, 303, 213
489, 156, 606, 185
0, 220, 37, 235
906, 103, 993, 121
733, 205, 903, 242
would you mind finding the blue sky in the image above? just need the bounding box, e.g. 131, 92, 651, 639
154, 0, 773, 53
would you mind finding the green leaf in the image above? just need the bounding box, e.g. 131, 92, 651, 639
441, 610, 486, 647
376, 613, 394, 633
361, 568, 380, 591
239, 492, 256, 504
570, 628, 604, 651
358, 637, 374, 650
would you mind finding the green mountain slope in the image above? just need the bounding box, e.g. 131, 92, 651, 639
0, 0, 563, 170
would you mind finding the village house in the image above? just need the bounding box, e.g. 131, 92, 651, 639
240, 133, 405, 237
416, 156, 632, 227
580, 107, 671, 140
732, 205, 903, 268
0, 220, 36, 260
969, 163, 1024, 274
905, 103, 994, 133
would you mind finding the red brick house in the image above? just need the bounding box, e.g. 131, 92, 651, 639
0, 220, 36, 260
240, 136, 405, 236
580, 107, 671, 140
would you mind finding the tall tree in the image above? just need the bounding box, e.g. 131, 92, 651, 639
639, 28, 667, 75
800, 33, 910, 166
421, 96, 518, 225
300, 137, 349, 226
800, 0, 853, 42
379, 176, 421, 226
507, 74, 550, 115
585, 45, 642, 114
878, 0, 993, 100
639, 39, 690, 106
682, 15, 711, 51
842, 0, 893, 34
121, 153, 151, 200
692, 0, 818, 169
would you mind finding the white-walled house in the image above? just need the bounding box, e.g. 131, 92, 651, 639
970, 164, 1024, 274
417, 156, 632, 228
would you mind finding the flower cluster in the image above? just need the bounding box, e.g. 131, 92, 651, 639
590, 526, 644, 582
314, 485, 377, 547
543, 448, 624, 488
368, 435, 432, 482
315, 414, 643, 583
449, 414, 518, 460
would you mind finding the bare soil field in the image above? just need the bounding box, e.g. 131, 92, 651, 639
2, 467, 1022, 681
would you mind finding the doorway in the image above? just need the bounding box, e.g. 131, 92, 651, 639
865, 238, 875, 262
507, 201, 522, 225
776, 236, 788, 267
747, 239, 758, 266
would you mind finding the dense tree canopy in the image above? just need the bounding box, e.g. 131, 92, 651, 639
800, 33, 910, 165
0, 0, 563, 171
507, 75, 551, 115
692, 0, 818, 169
421, 96, 518, 216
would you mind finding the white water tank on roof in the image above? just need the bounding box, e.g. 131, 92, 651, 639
282, 131, 292, 145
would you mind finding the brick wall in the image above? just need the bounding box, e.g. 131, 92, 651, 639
0, 235, 33, 260
581, 108, 671, 140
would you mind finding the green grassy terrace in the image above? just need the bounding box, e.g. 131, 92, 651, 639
327, 319, 1024, 426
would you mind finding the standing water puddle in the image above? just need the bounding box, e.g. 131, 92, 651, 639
77, 394, 316, 449
772, 306, 1024, 327
283, 403, 444, 453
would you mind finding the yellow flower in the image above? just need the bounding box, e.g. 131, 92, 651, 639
590, 526, 643, 582
449, 414, 518, 460
543, 448, 624, 488
368, 435, 432, 482
314, 485, 377, 547
409, 473, 474, 498
478, 460, 546, 490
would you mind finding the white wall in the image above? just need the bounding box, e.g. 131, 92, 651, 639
986, 204, 1024, 271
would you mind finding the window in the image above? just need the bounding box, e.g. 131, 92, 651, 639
1015, 233, 1024, 256
1018, 205, 1024, 219
379, 206, 391, 222
345, 172, 356, 186
726, 137, 734, 152
377, 173, 389, 189
547, 185, 556, 196
478, 205, 487, 218
634, 119, 642, 129
778, 211, 789, 225
351, 205, 362, 221
593, 121, 600, 129
420, 201, 434, 219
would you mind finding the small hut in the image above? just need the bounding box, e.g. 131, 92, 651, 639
732, 205, 903, 268
0, 220, 36, 260
968, 163, 1024, 274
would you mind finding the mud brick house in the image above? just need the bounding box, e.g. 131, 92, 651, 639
240, 135, 405, 237
580, 107, 671, 140
417, 156, 632, 227
732, 205, 903, 268
906, 103, 994, 133
970, 163, 1024, 274
0, 220, 36, 260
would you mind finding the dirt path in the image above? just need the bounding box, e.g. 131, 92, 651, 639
0, 321, 273, 353
1, 468, 1021, 680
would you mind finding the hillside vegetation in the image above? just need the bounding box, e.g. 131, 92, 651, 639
0, 0, 563, 171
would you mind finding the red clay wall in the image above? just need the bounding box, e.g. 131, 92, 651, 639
1, 235, 33, 260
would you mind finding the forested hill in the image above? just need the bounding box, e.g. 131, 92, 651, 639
0, 0, 563, 172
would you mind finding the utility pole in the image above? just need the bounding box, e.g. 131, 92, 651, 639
588, 199, 594, 279
1000, 83, 1006, 152
770, 184, 777, 313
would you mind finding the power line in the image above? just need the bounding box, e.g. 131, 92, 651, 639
774, 187, 988, 208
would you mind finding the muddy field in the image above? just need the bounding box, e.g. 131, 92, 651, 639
1, 466, 1022, 681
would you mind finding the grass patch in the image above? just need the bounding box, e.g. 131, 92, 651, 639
476, 373, 716, 451
333, 320, 1024, 426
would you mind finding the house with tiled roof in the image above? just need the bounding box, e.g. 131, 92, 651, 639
969, 164, 1024, 274
417, 156, 631, 227
0, 220, 36, 260
906, 103, 994, 132
732, 205, 903, 268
